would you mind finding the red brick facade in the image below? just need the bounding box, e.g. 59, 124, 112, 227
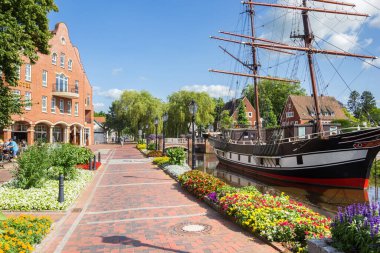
0, 23, 94, 146
227, 97, 257, 127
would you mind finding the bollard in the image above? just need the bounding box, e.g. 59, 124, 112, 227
93, 154, 97, 170
98, 152, 101, 163
58, 174, 64, 203
89, 156, 93, 171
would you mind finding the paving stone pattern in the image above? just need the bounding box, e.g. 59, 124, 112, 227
39, 144, 280, 253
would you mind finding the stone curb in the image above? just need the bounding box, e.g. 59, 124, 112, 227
307, 239, 344, 253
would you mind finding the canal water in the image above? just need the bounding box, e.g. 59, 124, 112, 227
190, 153, 380, 217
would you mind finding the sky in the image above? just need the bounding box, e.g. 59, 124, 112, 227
48, 0, 380, 112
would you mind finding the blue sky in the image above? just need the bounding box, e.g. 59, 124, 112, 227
48, 0, 380, 112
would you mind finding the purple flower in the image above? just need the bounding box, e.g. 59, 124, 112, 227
207, 192, 218, 203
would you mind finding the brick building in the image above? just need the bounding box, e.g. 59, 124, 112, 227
0, 23, 94, 146
280, 95, 348, 126
224, 97, 257, 127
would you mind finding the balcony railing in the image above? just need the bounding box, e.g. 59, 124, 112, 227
52, 84, 79, 99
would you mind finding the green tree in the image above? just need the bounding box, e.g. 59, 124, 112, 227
105, 101, 128, 139
237, 101, 249, 126
94, 111, 106, 117
0, 0, 58, 128
360, 91, 376, 121
120, 90, 163, 138
213, 97, 225, 131
220, 110, 233, 129
166, 91, 215, 137
243, 80, 306, 126
347, 90, 361, 118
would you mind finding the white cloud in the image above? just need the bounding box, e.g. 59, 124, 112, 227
181, 84, 236, 98
93, 102, 105, 109
93, 86, 125, 99
369, 14, 380, 28
112, 67, 123, 75
326, 33, 359, 52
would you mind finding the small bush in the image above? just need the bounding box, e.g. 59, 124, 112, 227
147, 150, 163, 157
166, 148, 186, 165
15, 144, 52, 189
50, 144, 79, 180
73, 146, 94, 165
153, 156, 170, 166
331, 203, 380, 253
147, 143, 156, 150
136, 144, 146, 150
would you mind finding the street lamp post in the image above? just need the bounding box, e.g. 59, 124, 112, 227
154, 117, 159, 151
189, 100, 198, 170
162, 112, 168, 155
145, 124, 149, 145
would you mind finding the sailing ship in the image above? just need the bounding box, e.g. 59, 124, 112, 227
208, 0, 380, 189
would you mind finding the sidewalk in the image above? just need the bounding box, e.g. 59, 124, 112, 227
38, 144, 281, 253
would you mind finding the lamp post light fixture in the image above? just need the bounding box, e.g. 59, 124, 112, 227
162, 112, 168, 155
189, 100, 198, 170
154, 117, 159, 151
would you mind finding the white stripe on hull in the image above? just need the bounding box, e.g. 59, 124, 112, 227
214, 148, 368, 170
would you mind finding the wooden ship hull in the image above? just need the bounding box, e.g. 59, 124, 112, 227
208, 127, 380, 189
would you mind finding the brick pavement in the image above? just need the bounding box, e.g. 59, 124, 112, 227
38, 144, 281, 253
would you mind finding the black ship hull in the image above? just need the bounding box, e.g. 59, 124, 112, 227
208, 128, 380, 189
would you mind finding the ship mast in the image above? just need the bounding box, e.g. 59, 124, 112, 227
301, 0, 323, 134
247, 2, 262, 141
210, 0, 377, 136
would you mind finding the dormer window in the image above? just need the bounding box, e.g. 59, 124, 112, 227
60, 54, 65, 68
68, 59, 73, 71
286, 111, 294, 118
52, 53, 57, 65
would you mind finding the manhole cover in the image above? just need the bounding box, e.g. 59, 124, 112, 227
170, 223, 212, 236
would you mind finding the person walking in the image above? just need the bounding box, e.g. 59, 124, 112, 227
120, 137, 124, 147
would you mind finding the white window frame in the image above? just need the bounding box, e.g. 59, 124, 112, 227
56, 74, 68, 92
247, 112, 252, 118
298, 126, 306, 139
25, 64, 31, 81
59, 99, 64, 114
52, 53, 57, 65
286, 111, 294, 118
16, 66, 20, 79
42, 70, 48, 87
75, 102, 79, 116
25, 92, 32, 110
60, 54, 65, 68
51, 97, 56, 113
67, 101, 72, 114
68, 59, 72, 71
42, 96, 47, 112
75, 80, 79, 93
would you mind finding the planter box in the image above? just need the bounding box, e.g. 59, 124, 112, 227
308, 239, 344, 253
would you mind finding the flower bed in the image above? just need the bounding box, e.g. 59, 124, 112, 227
0, 170, 94, 211
76, 162, 102, 170
0, 214, 52, 253
178, 171, 331, 252
178, 170, 227, 199
163, 164, 190, 179
331, 203, 380, 253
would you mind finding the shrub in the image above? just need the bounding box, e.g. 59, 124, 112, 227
178, 170, 226, 198
163, 165, 190, 179
136, 144, 146, 150
73, 146, 94, 164
0, 214, 52, 252
153, 156, 170, 166
15, 144, 52, 189
147, 150, 163, 157
147, 143, 156, 150
166, 148, 186, 165
331, 203, 380, 253
50, 144, 79, 180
